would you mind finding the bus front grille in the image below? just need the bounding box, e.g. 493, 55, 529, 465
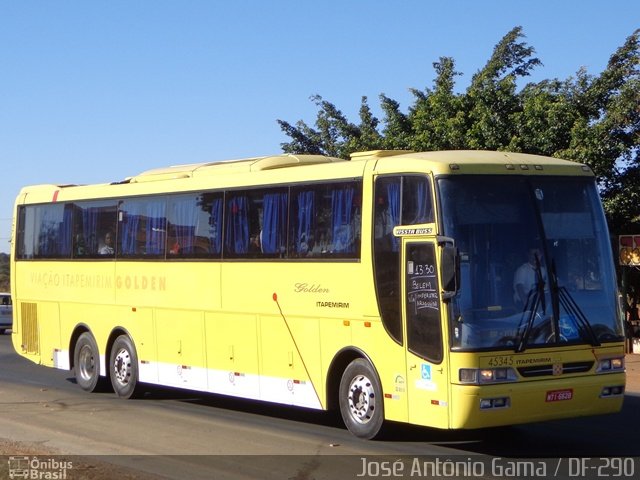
517, 361, 594, 377
20, 302, 39, 355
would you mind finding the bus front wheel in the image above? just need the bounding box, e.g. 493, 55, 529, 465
74, 332, 103, 392
110, 335, 140, 399
339, 358, 384, 439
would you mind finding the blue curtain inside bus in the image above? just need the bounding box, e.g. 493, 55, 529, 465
386, 182, 401, 252
145, 202, 166, 255
295, 190, 315, 255
81, 207, 99, 254
226, 196, 249, 254
331, 186, 355, 253
172, 197, 198, 253
60, 205, 73, 256
209, 197, 223, 254
413, 180, 430, 223
120, 203, 140, 255
262, 192, 288, 254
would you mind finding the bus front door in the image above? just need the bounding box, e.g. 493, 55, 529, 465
402, 239, 450, 429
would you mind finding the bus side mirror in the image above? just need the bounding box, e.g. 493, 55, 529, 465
441, 244, 459, 300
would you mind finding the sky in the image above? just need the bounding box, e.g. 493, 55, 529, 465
0, 0, 638, 254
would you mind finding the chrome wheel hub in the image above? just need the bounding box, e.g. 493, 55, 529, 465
347, 374, 376, 424
113, 348, 132, 386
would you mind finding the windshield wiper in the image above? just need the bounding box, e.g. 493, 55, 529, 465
515, 254, 546, 353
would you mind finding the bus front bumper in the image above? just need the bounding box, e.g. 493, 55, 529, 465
449, 373, 625, 429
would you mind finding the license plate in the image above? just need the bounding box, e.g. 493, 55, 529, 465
545, 389, 573, 402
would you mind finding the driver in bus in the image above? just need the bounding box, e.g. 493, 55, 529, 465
513, 247, 547, 308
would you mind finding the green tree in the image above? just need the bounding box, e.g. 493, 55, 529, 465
464, 26, 541, 150
558, 31, 640, 233
409, 56, 466, 151
278, 27, 640, 234
277, 95, 377, 158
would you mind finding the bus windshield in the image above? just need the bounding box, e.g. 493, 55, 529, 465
439, 175, 624, 351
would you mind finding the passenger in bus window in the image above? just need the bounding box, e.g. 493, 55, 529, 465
99, 231, 115, 255
249, 230, 262, 253
169, 239, 181, 255
74, 233, 86, 256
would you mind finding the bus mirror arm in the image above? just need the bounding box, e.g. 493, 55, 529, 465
439, 241, 459, 301
436, 235, 455, 247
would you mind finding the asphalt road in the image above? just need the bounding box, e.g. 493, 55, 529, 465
1, 333, 639, 479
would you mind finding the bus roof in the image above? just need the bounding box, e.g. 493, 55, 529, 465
16, 150, 591, 204
366, 150, 592, 176
128, 149, 590, 181
128, 153, 347, 182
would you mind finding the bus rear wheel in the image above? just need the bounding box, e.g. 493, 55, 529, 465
74, 332, 104, 392
110, 335, 141, 399
339, 358, 384, 439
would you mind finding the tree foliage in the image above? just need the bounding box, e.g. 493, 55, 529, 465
278, 27, 640, 234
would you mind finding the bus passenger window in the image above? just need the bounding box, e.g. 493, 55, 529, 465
330, 184, 358, 254
289, 181, 361, 259
26, 204, 74, 258
226, 193, 261, 257
374, 178, 400, 252
118, 198, 167, 258
71, 201, 118, 258
403, 176, 433, 224
373, 177, 402, 343
166, 193, 222, 257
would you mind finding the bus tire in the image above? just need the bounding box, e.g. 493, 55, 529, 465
339, 358, 384, 439
74, 332, 103, 392
110, 334, 141, 399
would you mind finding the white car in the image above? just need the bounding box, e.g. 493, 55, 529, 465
0, 292, 12, 334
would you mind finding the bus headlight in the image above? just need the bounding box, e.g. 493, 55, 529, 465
596, 356, 624, 373
459, 367, 517, 384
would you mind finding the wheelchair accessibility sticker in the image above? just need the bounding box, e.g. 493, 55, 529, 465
416, 363, 437, 391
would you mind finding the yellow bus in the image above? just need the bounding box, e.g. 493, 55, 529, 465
11, 150, 626, 439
